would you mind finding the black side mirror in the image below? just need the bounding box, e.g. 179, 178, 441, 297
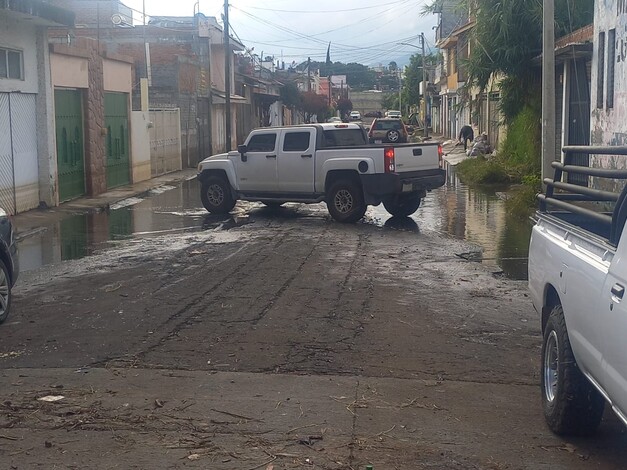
238, 144, 247, 162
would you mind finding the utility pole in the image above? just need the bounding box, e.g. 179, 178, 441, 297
421, 32, 428, 138
398, 70, 402, 114
307, 57, 311, 92
224, 0, 232, 151
542, 0, 556, 184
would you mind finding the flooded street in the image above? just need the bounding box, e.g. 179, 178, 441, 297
4, 172, 626, 470
17, 168, 532, 279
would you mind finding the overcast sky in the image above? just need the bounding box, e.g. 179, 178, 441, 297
122, 0, 437, 67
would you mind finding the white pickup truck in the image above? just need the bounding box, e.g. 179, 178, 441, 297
529, 145, 627, 436
197, 123, 445, 222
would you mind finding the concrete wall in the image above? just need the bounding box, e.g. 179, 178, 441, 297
590, 1, 627, 187
103, 58, 132, 93
130, 111, 151, 183
350, 91, 383, 115
51, 54, 89, 88
591, 1, 627, 147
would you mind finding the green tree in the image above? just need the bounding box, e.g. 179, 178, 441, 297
336, 98, 353, 119
402, 53, 439, 112
280, 82, 302, 110
301, 91, 331, 123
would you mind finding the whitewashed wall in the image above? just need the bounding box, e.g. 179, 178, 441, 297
591, 1, 627, 147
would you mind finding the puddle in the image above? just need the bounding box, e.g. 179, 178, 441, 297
369, 165, 532, 280
17, 173, 532, 280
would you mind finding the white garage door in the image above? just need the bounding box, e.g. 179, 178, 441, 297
0, 92, 39, 215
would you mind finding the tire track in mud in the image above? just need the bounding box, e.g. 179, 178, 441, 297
250, 225, 330, 327
280, 233, 373, 375
90, 229, 293, 367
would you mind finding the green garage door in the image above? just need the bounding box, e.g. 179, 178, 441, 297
55, 89, 85, 202
105, 92, 130, 189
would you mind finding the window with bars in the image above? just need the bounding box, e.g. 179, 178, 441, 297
0, 47, 23, 80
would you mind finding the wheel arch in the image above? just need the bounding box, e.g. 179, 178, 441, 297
542, 284, 561, 333
324, 169, 362, 193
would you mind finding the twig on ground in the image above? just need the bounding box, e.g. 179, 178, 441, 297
287, 423, 322, 433
210, 408, 262, 422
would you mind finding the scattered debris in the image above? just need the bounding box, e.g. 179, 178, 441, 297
37, 395, 64, 403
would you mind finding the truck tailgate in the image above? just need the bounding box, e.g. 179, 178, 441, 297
394, 144, 440, 173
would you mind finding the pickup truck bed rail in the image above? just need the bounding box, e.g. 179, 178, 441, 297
539, 145, 627, 245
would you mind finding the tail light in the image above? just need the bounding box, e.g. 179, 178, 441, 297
438, 144, 444, 168
384, 147, 395, 173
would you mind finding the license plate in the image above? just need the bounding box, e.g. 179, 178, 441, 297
375, 139, 382, 144
402, 183, 413, 192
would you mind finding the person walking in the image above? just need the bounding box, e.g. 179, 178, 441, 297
458, 125, 474, 151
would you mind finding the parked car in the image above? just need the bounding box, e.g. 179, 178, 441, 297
364, 111, 382, 118
528, 146, 627, 435
0, 208, 19, 324
385, 110, 402, 118
368, 117, 409, 144
349, 110, 361, 121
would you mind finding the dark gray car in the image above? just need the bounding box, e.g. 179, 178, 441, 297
0, 208, 18, 323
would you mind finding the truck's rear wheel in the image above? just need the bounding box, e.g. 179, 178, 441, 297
327, 179, 366, 223
541, 305, 605, 435
383, 192, 421, 217
201, 176, 236, 214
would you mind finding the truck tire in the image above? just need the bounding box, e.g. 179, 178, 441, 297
386, 129, 400, 143
541, 305, 605, 435
383, 192, 422, 217
200, 176, 236, 214
327, 179, 366, 223
0, 259, 12, 324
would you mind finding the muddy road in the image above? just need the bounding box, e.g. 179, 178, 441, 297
1, 189, 626, 469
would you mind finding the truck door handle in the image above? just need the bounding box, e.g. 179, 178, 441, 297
611, 283, 625, 300
301, 154, 313, 158
266, 154, 277, 159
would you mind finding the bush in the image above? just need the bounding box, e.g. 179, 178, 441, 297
505, 184, 540, 220
456, 156, 511, 185
500, 104, 541, 173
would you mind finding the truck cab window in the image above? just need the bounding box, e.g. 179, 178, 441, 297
247, 134, 277, 152
283, 132, 311, 152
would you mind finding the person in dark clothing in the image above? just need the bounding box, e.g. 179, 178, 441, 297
458, 125, 474, 151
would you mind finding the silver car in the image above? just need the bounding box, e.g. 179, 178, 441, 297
0, 208, 18, 323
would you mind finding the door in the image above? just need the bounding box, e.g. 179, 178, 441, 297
0, 93, 14, 214
601, 236, 627, 417
0, 92, 39, 214
277, 129, 315, 193
55, 89, 85, 202
237, 131, 278, 192
566, 60, 591, 186
105, 92, 130, 189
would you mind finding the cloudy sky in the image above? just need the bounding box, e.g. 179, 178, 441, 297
122, 0, 438, 66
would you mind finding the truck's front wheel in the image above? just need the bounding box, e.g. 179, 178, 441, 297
383, 192, 421, 217
201, 176, 236, 214
541, 305, 605, 435
327, 179, 366, 223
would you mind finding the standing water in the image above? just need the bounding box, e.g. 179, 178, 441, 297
370, 164, 533, 280
17, 172, 532, 279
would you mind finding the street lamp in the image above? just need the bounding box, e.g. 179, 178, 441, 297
397, 35, 428, 137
